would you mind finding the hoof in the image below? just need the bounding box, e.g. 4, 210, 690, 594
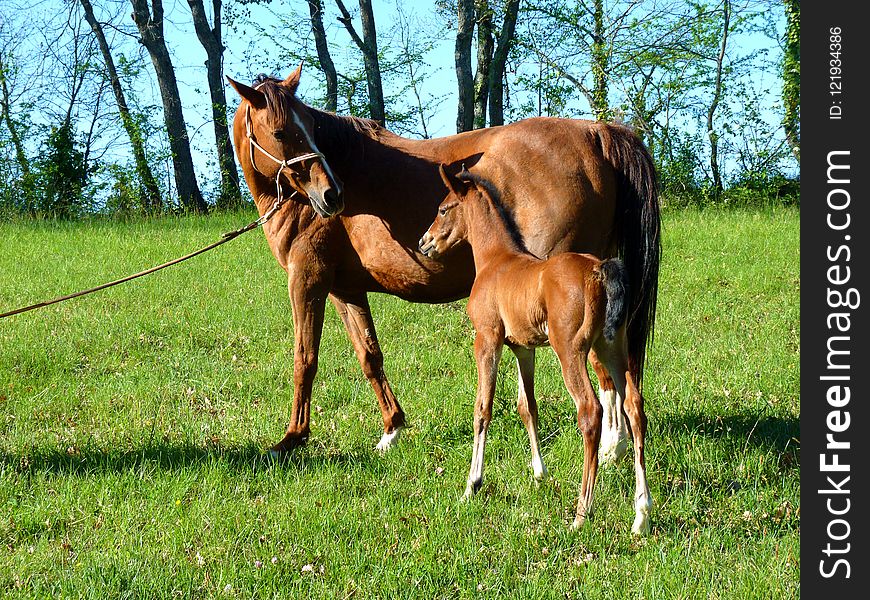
269, 432, 308, 456
462, 479, 482, 500
631, 513, 651, 536
598, 431, 629, 465
531, 456, 548, 481
532, 463, 548, 482
632, 495, 653, 535
571, 514, 586, 530
375, 427, 403, 453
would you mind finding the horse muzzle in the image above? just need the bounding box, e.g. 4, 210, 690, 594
418, 234, 438, 258
308, 186, 344, 218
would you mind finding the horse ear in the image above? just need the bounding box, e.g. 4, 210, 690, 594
439, 164, 465, 197
227, 76, 266, 109
282, 63, 303, 95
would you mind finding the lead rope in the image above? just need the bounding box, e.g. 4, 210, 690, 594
0, 109, 324, 320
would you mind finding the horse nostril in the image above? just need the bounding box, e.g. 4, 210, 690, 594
323, 188, 339, 207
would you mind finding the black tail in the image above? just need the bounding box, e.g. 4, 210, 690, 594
598, 124, 661, 389
600, 258, 629, 342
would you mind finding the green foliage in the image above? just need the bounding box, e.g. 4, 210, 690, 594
781, 0, 800, 159
33, 123, 91, 218
0, 208, 799, 596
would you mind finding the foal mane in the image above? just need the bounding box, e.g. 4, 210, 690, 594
458, 171, 528, 254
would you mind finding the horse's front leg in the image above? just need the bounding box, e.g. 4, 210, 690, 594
329, 293, 406, 452
464, 329, 503, 499
270, 266, 331, 455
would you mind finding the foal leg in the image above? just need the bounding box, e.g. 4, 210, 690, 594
510, 346, 546, 481
590, 350, 629, 465
270, 269, 330, 454
596, 339, 652, 535
464, 330, 503, 499
329, 294, 406, 452
554, 344, 602, 530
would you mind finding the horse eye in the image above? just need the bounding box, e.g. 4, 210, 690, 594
438, 207, 448, 216
273, 130, 286, 141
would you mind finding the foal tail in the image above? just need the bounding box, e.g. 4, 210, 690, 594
597, 124, 661, 389
599, 258, 629, 343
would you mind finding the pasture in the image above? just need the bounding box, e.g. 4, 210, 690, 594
0, 207, 799, 598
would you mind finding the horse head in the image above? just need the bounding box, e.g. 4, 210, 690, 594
228, 65, 344, 218
419, 164, 478, 259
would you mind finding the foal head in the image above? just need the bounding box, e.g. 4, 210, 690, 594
228, 65, 344, 217
418, 165, 480, 259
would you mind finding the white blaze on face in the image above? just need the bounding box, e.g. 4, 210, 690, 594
290, 106, 337, 187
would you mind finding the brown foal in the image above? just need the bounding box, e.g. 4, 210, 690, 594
419, 166, 652, 534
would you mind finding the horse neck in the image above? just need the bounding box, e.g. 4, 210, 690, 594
307, 107, 394, 189
464, 192, 525, 272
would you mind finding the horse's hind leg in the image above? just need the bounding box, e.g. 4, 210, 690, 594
510, 346, 546, 480
330, 294, 406, 452
553, 342, 602, 529
590, 350, 629, 465
595, 335, 652, 535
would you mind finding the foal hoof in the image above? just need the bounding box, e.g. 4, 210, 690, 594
532, 458, 548, 482
631, 513, 651, 536
462, 479, 482, 501
375, 426, 403, 453
598, 432, 629, 466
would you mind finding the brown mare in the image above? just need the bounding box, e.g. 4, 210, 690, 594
226, 66, 660, 459
419, 166, 651, 534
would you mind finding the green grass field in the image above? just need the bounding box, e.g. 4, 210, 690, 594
0, 207, 799, 598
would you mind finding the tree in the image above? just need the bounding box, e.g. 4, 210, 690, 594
0, 51, 30, 181
307, 0, 338, 112
80, 0, 162, 213
487, 0, 520, 126
782, 0, 798, 161
704, 0, 731, 196
335, 0, 385, 125
454, 0, 475, 132
472, 0, 493, 129
187, 0, 242, 209
130, 0, 207, 213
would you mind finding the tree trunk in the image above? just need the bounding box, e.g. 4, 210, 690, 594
80, 0, 162, 212
590, 0, 609, 121
488, 0, 520, 127
0, 54, 30, 179
335, 0, 385, 125
782, 0, 799, 161
472, 0, 493, 129
455, 0, 475, 132
307, 0, 338, 112
131, 0, 207, 213
187, 0, 242, 209
707, 0, 730, 196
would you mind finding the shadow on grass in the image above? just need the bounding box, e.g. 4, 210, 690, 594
655, 408, 799, 454
2, 440, 381, 477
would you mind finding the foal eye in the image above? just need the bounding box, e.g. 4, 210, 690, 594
438, 207, 448, 216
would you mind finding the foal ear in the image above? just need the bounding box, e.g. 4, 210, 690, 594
282, 63, 303, 95
226, 76, 266, 110
438, 164, 466, 198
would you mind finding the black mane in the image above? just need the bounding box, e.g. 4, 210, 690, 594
251, 74, 386, 157
458, 171, 528, 254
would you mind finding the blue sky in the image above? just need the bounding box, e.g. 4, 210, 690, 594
8, 1, 788, 195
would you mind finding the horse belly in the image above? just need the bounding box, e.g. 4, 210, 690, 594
344, 219, 475, 302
